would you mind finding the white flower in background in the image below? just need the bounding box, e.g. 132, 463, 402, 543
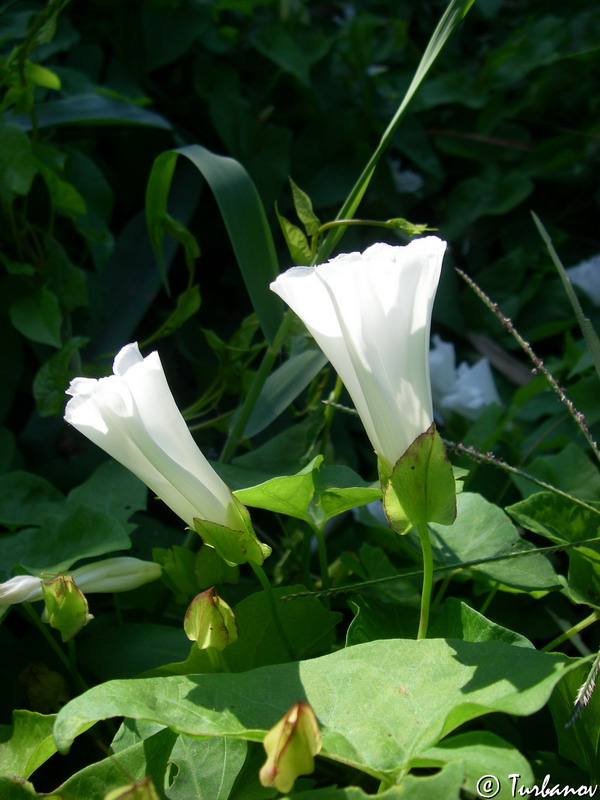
271, 237, 446, 471
429, 335, 500, 421
65, 343, 246, 532
566, 253, 600, 306
0, 557, 162, 606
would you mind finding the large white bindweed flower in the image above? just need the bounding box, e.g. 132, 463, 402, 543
270, 237, 446, 471
0, 557, 162, 605
65, 343, 245, 532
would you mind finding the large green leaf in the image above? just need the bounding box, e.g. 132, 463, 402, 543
429, 492, 561, 592
506, 492, 600, 606
0, 506, 132, 578
146, 144, 282, 342
417, 731, 534, 800
9, 94, 173, 130
242, 345, 327, 437
54, 727, 177, 800
54, 638, 575, 783
234, 456, 380, 525
0, 710, 56, 780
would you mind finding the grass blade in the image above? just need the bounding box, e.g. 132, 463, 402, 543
532, 211, 600, 383
146, 144, 283, 342
315, 0, 476, 264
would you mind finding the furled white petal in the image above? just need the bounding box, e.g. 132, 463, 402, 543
70, 557, 162, 593
0, 575, 43, 605
566, 254, 600, 306
271, 237, 446, 467
65, 343, 244, 530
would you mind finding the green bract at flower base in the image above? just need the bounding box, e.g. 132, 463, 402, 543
193, 496, 272, 567
41, 575, 93, 643
380, 422, 457, 535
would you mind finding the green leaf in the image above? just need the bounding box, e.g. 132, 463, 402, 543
33, 336, 88, 417
9, 287, 62, 347
149, 586, 340, 677
429, 492, 561, 592
10, 94, 173, 131
289, 178, 321, 236
23, 61, 61, 90
235, 456, 323, 522
0, 471, 64, 529
53, 727, 177, 800
164, 736, 248, 800
250, 24, 332, 86
275, 202, 313, 264
429, 599, 534, 648
146, 144, 282, 342
0, 777, 59, 799
0, 506, 132, 578
381, 424, 456, 534
66, 461, 147, 525
54, 639, 576, 783
0, 122, 37, 198
77, 624, 191, 682
506, 492, 600, 605
160, 213, 201, 274
418, 731, 534, 800
316, 0, 476, 262
0, 710, 56, 780
549, 658, 600, 779
243, 345, 327, 437
234, 457, 380, 524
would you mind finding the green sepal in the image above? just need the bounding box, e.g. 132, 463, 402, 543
193, 498, 271, 566
41, 575, 93, 642
380, 422, 457, 534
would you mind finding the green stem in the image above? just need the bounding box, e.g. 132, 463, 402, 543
416, 522, 433, 640
311, 522, 330, 594
542, 611, 599, 653
479, 582, 498, 616
250, 561, 295, 659
220, 311, 294, 463
20, 603, 89, 693
431, 572, 453, 613
207, 647, 229, 672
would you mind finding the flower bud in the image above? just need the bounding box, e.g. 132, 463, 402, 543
0, 557, 161, 607
183, 587, 238, 651
259, 701, 322, 794
41, 575, 93, 642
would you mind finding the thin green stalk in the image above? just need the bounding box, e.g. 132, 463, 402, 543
311, 522, 330, 594
479, 583, 499, 616
431, 572, 453, 613
220, 311, 294, 463
416, 522, 434, 640
207, 647, 229, 672
21, 603, 88, 693
542, 611, 599, 653
319, 375, 343, 456
250, 561, 295, 660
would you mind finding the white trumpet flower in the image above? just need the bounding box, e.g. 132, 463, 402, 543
271, 237, 446, 471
